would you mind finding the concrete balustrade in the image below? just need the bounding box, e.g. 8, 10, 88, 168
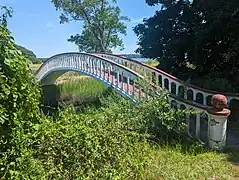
92, 53, 239, 106
36, 53, 142, 103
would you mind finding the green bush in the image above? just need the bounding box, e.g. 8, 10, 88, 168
100, 91, 190, 142
12, 89, 191, 179
0, 8, 41, 179
11, 92, 239, 179
29, 106, 150, 179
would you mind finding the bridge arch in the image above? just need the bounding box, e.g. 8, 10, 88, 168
36, 52, 144, 103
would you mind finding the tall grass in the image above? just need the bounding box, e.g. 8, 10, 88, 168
58, 77, 109, 105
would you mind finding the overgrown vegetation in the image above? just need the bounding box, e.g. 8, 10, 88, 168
58, 77, 109, 106
15, 44, 42, 64
10, 93, 239, 179
0, 6, 41, 178
1, 2, 239, 179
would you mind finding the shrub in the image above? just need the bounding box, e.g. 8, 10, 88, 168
31, 106, 150, 179
13, 89, 191, 179
100, 90, 191, 142
0, 8, 41, 179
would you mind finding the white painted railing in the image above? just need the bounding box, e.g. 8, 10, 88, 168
36, 53, 148, 103
36, 52, 231, 150
92, 53, 239, 107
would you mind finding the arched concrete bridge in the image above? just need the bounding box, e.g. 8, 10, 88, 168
36, 52, 239, 149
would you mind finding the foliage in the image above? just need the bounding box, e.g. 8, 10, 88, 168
58, 77, 109, 105
134, 0, 239, 84
15, 93, 239, 179
15, 44, 41, 64
0, 7, 41, 179
51, 0, 129, 52
191, 73, 239, 93
0, 6, 12, 25
30, 106, 149, 179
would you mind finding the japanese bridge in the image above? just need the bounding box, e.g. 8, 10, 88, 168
35, 52, 239, 150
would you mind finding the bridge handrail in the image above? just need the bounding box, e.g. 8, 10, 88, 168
35, 52, 144, 80
36, 52, 209, 110
92, 53, 239, 98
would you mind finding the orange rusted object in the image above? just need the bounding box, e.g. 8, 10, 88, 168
208, 94, 230, 116
211, 94, 228, 110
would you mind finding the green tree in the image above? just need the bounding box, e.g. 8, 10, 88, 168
134, 0, 239, 82
189, 0, 239, 80
15, 44, 41, 64
134, 0, 193, 76
51, 0, 129, 52
0, 6, 41, 178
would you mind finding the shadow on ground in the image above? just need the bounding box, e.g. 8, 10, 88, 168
223, 147, 239, 166
223, 121, 239, 166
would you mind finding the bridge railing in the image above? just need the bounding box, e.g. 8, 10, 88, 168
36, 52, 230, 150
91, 53, 239, 107
36, 53, 150, 103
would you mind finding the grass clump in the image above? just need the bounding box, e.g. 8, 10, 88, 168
58, 77, 109, 106
145, 145, 239, 180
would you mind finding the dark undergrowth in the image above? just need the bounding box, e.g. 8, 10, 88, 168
28, 92, 239, 180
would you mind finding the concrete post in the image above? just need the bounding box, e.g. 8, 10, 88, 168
207, 94, 230, 150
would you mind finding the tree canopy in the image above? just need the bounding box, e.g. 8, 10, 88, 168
51, 0, 129, 52
134, 0, 239, 82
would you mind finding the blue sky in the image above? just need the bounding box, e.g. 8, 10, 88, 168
1, 0, 160, 58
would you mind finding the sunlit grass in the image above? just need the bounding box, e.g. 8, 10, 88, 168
56, 71, 85, 84
58, 77, 109, 105
144, 145, 239, 179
